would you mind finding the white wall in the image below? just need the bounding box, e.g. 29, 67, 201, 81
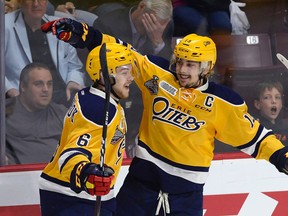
1, 157, 288, 215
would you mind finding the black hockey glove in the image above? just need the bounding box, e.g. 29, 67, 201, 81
71, 162, 114, 196
269, 146, 288, 175
41, 18, 90, 48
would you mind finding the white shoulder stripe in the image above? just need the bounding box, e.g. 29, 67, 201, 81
58, 150, 86, 171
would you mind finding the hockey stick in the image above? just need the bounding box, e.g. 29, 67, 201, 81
276, 53, 288, 69
94, 43, 111, 216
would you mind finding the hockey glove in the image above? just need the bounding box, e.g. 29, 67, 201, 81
270, 146, 288, 175
41, 18, 89, 48
76, 162, 114, 196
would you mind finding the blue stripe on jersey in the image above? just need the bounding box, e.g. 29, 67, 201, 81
59, 148, 92, 172
237, 124, 265, 150
237, 124, 274, 157
78, 87, 116, 125
138, 140, 209, 172
204, 82, 244, 105
251, 131, 274, 158
146, 55, 171, 71
41, 172, 70, 187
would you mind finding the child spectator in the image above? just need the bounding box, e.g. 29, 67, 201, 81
253, 81, 288, 146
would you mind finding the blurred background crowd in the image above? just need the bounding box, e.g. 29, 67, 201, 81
2, 0, 288, 165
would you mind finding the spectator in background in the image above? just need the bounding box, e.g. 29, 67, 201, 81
172, 0, 232, 36
5, 0, 19, 13
93, 0, 174, 60
55, 1, 76, 16
5, 0, 85, 107
6, 63, 67, 165
93, 0, 174, 157
253, 81, 288, 146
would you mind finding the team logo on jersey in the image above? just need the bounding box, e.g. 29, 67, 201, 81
116, 139, 125, 165
159, 81, 177, 96
144, 75, 159, 94
111, 126, 125, 144
152, 97, 205, 131
180, 88, 196, 104
67, 101, 78, 123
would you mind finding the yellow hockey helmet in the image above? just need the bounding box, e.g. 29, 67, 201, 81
174, 34, 217, 70
86, 43, 134, 82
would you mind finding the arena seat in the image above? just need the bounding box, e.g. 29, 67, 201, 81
211, 34, 274, 69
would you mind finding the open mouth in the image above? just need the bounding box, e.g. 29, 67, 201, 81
271, 107, 277, 114
178, 73, 191, 80
124, 84, 130, 89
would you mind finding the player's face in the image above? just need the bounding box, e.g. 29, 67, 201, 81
254, 87, 283, 123
175, 58, 202, 88
20, 0, 48, 21
112, 64, 134, 99
20, 68, 53, 112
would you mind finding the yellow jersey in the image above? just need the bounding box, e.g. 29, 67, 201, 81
39, 86, 126, 201
57, 29, 286, 194
129, 52, 284, 191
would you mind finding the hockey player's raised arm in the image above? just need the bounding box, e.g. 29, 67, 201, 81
41, 18, 130, 51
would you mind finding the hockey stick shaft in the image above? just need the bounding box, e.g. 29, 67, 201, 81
94, 43, 111, 216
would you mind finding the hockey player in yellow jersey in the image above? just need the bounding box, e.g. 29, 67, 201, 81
42, 18, 288, 216
39, 43, 134, 216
